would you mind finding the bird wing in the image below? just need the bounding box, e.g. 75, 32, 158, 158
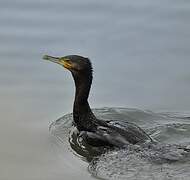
79, 127, 130, 147
94, 119, 152, 146
111, 119, 153, 143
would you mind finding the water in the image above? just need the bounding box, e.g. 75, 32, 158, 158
50, 108, 190, 180
0, 0, 190, 179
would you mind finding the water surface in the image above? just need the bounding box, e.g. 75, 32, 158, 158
0, 0, 190, 179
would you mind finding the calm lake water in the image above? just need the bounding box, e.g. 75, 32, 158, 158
0, 0, 190, 180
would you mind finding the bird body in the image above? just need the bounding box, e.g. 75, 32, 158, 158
43, 55, 153, 147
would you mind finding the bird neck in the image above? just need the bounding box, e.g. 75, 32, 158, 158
72, 72, 95, 130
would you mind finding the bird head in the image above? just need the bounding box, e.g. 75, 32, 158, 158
43, 54, 92, 73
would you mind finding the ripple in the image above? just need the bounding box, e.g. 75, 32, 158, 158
89, 145, 190, 180
49, 107, 190, 179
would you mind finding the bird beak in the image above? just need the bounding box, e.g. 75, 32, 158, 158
43, 55, 60, 63
43, 55, 72, 69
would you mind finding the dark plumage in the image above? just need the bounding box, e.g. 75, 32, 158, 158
43, 54, 153, 147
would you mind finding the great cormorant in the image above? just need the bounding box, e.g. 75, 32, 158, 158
43, 55, 153, 147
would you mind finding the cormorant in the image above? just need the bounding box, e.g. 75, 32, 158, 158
43, 55, 153, 147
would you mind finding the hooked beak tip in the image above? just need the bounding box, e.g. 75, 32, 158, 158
42, 55, 49, 60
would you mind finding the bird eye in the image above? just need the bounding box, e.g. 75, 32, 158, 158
65, 59, 71, 63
